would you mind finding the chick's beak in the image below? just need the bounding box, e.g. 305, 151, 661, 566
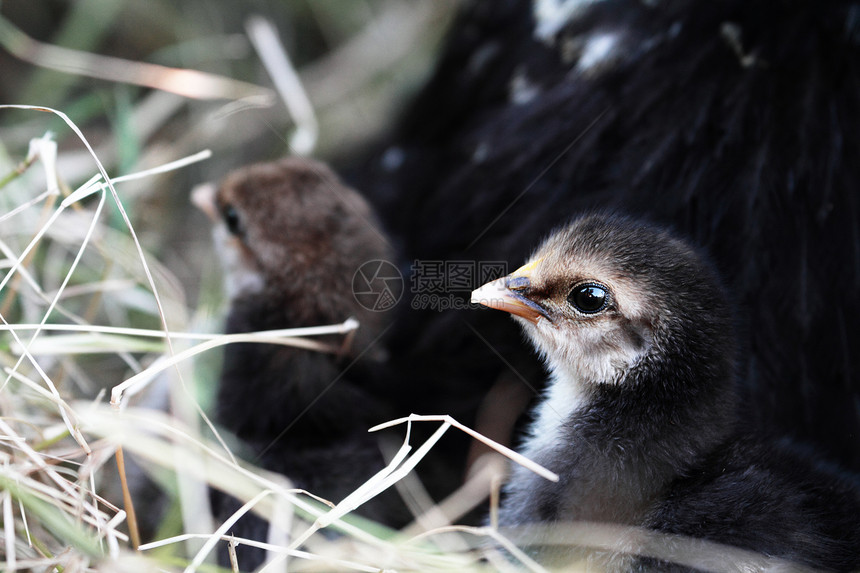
191, 183, 219, 222
471, 260, 550, 324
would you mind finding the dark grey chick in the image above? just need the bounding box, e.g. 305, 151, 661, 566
472, 213, 860, 572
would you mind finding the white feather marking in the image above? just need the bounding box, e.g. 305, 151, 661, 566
509, 69, 541, 105
576, 33, 619, 73
523, 369, 588, 458
213, 225, 265, 299
533, 0, 608, 43
472, 142, 491, 163
381, 146, 405, 172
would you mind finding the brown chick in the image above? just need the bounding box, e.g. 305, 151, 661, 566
193, 157, 407, 570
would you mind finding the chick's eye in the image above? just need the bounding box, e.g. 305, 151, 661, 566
568, 283, 609, 314
222, 205, 243, 236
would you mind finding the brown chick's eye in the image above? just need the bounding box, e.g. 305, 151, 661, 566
223, 205, 243, 236
568, 283, 608, 314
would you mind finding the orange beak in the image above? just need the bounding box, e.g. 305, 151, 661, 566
471, 259, 550, 324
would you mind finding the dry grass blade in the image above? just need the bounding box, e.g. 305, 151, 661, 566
185, 489, 272, 572
109, 319, 359, 408
246, 15, 318, 155
370, 414, 560, 483
0, 15, 275, 103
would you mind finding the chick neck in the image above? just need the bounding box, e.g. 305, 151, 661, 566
504, 314, 739, 527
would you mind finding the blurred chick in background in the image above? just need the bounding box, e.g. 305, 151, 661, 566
193, 157, 410, 569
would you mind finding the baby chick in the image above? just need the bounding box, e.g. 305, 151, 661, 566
472, 213, 860, 571
194, 157, 407, 569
